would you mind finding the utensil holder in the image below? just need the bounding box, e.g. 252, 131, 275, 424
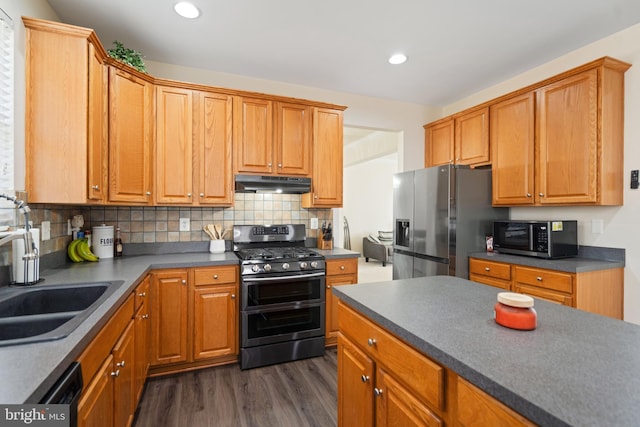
317, 232, 333, 250
209, 240, 225, 254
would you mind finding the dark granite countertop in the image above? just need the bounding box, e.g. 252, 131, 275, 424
469, 250, 624, 273
333, 276, 640, 427
315, 248, 360, 259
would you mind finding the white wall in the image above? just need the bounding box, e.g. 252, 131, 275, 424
440, 23, 640, 324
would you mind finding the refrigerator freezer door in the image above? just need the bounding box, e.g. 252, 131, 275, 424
413, 166, 450, 259
392, 251, 414, 280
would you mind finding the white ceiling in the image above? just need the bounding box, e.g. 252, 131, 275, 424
46, 0, 640, 106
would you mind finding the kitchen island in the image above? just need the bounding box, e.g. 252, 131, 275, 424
333, 276, 640, 426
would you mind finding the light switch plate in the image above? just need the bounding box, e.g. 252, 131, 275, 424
179, 218, 190, 232
41, 221, 51, 240
310, 218, 318, 230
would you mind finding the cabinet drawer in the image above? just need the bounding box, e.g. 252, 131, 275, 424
469, 258, 511, 280
338, 302, 444, 411
469, 274, 510, 291
514, 266, 573, 293
513, 284, 573, 306
193, 266, 238, 286
326, 258, 358, 276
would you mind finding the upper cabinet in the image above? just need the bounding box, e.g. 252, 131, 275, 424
492, 58, 629, 206
233, 98, 312, 177
302, 108, 344, 208
424, 107, 490, 168
108, 66, 154, 204
24, 18, 107, 204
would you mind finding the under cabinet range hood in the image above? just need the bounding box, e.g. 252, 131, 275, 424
234, 174, 312, 194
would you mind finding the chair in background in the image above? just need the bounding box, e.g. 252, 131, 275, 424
362, 231, 393, 266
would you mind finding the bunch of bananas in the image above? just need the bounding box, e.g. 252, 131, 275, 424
68, 238, 99, 262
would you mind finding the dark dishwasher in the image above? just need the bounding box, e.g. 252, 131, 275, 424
39, 362, 83, 427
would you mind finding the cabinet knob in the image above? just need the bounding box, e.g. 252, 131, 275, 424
485, 267, 490, 271
138, 292, 146, 297
367, 338, 376, 347
231, 294, 236, 299
181, 279, 187, 285
214, 274, 219, 279
314, 194, 318, 199
537, 276, 543, 281
327, 285, 331, 289
268, 163, 272, 168
374, 388, 383, 397
340, 265, 345, 270
111, 370, 120, 377
539, 193, 545, 197
146, 191, 152, 196
187, 193, 192, 197
91, 185, 99, 190
278, 163, 282, 168
142, 314, 150, 319
199, 193, 205, 197
116, 360, 125, 368
361, 375, 370, 383
526, 193, 532, 197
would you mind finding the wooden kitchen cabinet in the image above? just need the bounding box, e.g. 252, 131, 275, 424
23, 18, 108, 204
325, 257, 358, 346
424, 119, 454, 167
491, 58, 629, 206
302, 107, 344, 207
108, 65, 154, 204
112, 321, 135, 427
155, 86, 194, 204
274, 102, 312, 176
338, 334, 375, 427
149, 266, 239, 375
469, 257, 623, 319
133, 276, 150, 405
424, 107, 489, 168
78, 355, 114, 427
234, 96, 274, 174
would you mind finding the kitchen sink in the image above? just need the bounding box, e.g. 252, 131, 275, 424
0, 281, 123, 347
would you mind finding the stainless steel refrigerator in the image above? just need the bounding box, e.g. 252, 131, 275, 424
392, 165, 508, 280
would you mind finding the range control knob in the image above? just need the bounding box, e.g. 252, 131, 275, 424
282, 263, 290, 270
311, 261, 319, 269
300, 262, 308, 269
264, 264, 272, 272
251, 265, 260, 273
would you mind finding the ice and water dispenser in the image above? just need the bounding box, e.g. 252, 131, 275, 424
395, 220, 410, 248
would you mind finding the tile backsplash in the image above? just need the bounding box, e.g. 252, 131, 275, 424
0, 193, 333, 267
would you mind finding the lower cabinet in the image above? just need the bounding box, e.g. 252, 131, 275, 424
469, 257, 623, 319
133, 277, 150, 404
337, 301, 534, 427
149, 265, 239, 374
326, 257, 358, 346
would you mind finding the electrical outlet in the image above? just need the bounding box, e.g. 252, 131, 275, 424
41, 221, 51, 240
310, 218, 318, 230
179, 218, 190, 232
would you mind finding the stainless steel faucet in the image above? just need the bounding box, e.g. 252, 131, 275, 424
0, 193, 39, 284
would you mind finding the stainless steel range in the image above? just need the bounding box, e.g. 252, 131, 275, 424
234, 224, 326, 370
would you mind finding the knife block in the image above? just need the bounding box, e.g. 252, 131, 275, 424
317, 232, 333, 250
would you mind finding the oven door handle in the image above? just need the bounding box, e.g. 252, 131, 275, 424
244, 272, 325, 282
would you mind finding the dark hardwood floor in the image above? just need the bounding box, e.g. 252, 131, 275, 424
134, 349, 337, 427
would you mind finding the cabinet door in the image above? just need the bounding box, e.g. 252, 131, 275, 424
376, 368, 442, 427
87, 41, 107, 202
155, 86, 193, 204
275, 102, 312, 176
234, 97, 273, 174
491, 92, 535, 205
150, 270, 189, 365
537, 69, 598, 204
424, 120, 454, 167
78, 355, 114, 427
303, 107, 344, 207
326, 274, 357, 346
134, 277, 150, 405
195, 91, 234, 205
113, 321, 135, 427
455, 107, 489, 166
108, 67, 153, 203
338, 335, 374, 427
192, 284, 238, 360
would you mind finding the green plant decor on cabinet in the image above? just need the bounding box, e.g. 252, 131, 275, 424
107, 41, 147, 73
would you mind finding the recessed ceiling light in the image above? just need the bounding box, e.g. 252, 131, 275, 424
389, 53, 407, 65
174, 2, 200, 19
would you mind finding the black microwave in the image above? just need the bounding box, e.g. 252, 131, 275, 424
493, 220, 578, 259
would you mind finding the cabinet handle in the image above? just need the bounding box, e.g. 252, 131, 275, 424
138, 292, 146, 297
367, 338, 376, 347
187, 193, 192, 197
199, 193, 205, 197
374, 388, 383, 397
268, 163, 272, 168
278, 163, 282, 168
539, 193, 544, 197
537, 276, 543, 281
231, 294, 236, 299
142, 314, 149, 319
485, 267, 490, 271
91, 185, 99, 190
314, 194, 318, 199
361, 375, 370, 383
327, 285, 331, 289
111, 370, 120, 377
526, 193, 532, 197
214, 275, 219, 279
340, 265, 345, 270
181, 279, 187, 285
146, 191, 152, 196
116, 360, 125, 368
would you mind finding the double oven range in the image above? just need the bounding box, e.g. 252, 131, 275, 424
233, 224, 326, 370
